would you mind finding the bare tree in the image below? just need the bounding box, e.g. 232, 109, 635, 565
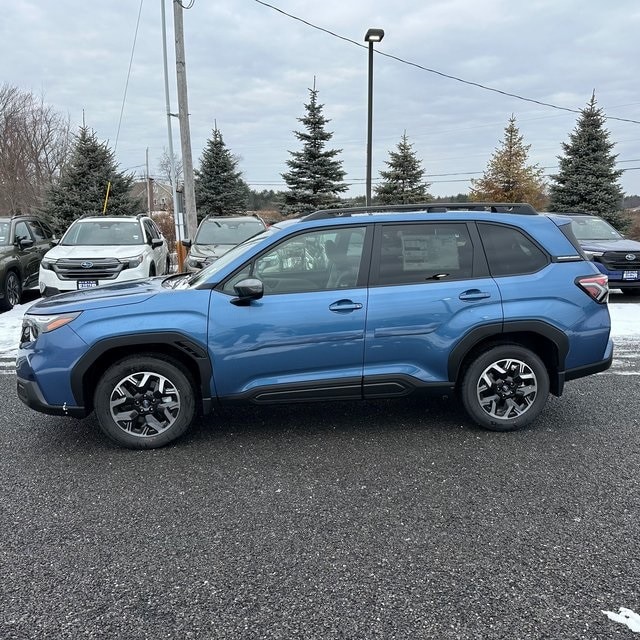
0, 84, 71, 214
156, 148, 183, 186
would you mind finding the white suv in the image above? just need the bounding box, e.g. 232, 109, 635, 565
39, 215, 170, 296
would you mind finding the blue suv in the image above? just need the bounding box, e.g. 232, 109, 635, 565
544, 211, 640, 296
16, 203, 613, 449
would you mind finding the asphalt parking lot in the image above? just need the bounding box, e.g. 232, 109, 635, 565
1, 358, 639, 639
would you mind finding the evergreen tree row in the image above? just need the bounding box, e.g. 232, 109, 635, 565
38, 87, 630, 234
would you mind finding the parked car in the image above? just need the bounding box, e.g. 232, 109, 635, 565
39, 214, 170, 296
0, 214, 56, 311
183, 214, 266, 273
17, 202, 612, 449
544, 211, 640, 296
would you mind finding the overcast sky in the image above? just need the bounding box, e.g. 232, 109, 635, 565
3, 0, 640, 199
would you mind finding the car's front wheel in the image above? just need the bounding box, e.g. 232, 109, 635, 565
93, 355, 196, 449
460, 345, 549, 432
0, 270, 22, 311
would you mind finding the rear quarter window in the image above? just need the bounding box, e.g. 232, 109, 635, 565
478, 223, 549, 277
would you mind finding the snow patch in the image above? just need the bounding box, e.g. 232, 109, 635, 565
602, 607, 640, 633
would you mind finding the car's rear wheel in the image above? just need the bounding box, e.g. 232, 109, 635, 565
0, 270, 22, 311
620, 288, 640, 296
460, 345, 549, 432
93, 355, 196, 449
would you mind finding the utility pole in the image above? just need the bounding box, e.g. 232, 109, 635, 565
145, 147, 153, 215
161, 0, 184, 270
173, 0, 197, 240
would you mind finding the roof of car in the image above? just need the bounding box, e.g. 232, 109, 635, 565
303, 202, 538, 220
75, 214, 147, 222
200, 214, 265, 223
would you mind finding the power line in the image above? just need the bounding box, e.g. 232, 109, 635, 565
253, 0, 640, 126
114, 0, 145, 153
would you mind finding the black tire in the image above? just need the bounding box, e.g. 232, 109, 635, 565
149, 263, 156, 277
0, 270, 22, 311
620, 288, 640, 296
166, 257, 171, 275
460, 344, 549, 432
93, 355, 196, 449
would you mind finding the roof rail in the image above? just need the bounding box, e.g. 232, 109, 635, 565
303, 202, 538, 220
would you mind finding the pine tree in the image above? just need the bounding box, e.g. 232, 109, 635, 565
194, 126, 249, 220
549, 93, 627, 230
281, 85, 348, 216
375, 132, 431, 204
41, 126, 141, 234
470, 115, 546, 209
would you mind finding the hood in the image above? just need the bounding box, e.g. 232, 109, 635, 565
44, 243, 148, 260
578, 237, 640, 253
189, 243, 235, 259
28, 277, 166, 314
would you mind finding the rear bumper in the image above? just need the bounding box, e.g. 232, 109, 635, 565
556, 341, 614, 395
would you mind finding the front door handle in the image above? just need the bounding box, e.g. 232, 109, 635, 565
329, 299, 363, 313
459, 289, 491, 301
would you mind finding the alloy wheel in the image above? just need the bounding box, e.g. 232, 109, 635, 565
476, 358, 538, 420
109, 371, 181, 437
6, 273, 21, 308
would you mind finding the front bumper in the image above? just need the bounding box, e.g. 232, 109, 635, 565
16, 376, 87, 418
39, 264, 149, 295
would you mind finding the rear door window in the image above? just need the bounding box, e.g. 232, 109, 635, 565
371, 222, 474, 285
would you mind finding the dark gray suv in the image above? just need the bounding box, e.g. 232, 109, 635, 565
0, 215, 55, 311
183, 214, 267, 273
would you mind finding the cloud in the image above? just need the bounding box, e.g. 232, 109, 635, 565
2, 0, 639, 196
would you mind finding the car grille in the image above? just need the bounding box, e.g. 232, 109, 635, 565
600, 252, 640, 270
52, 258, 125, 280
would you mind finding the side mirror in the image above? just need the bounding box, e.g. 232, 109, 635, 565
182, 239, 192, 249
50, 238, 60, 246
18, 237, 34, 249
231, 278, 264, 306
151, 238, 164, 249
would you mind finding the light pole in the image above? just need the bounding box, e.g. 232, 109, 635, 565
365, 28, 384, 207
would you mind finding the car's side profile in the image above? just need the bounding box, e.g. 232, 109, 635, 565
38, 214, 170, 296
0, 215, 56, 311
17, 203, 613, 449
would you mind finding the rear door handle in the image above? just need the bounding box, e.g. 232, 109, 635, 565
459, 289, 491, 301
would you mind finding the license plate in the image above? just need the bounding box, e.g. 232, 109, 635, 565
77, 280, 98, 289
623, 270, 639, 280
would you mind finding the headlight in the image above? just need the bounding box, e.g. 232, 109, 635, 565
40, 257, 56, 271
583, 250, 604, 260
21, 312, 82, 343
123, 254, 144, 269
187, 257, 202, 268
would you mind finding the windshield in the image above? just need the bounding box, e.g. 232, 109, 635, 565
184, 226, 277, 288
61, 220, 144, 246
195, 218, 264, 245
571, 216, 622, 241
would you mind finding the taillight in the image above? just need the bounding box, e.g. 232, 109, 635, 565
576, 274, 608, 303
